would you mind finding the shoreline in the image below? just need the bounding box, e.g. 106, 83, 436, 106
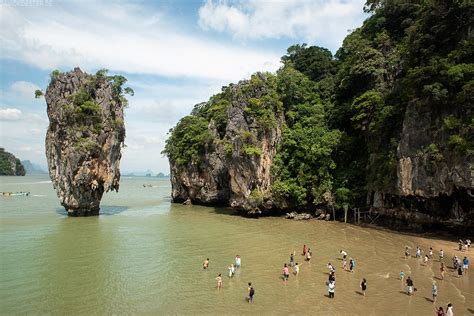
179, 200, 473, 238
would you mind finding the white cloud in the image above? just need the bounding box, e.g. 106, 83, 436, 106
10, 81, 40, 98
0, 108, 22, 120
0, 2, 280, 82
198, 0, 367, 50
0, 109, 48, 167
0, 0, 368, 174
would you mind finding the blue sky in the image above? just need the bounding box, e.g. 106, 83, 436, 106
0, 0, 367, 174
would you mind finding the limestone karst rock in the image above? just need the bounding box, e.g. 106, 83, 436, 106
0, 148, 25, 176
167, 73, 283, 215
44, 68, 130, 216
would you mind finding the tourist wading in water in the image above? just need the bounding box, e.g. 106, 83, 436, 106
216, 273, 223, 290
446, 303, 453, 316
463, 256, 469, 274
228, 264, 235, 278
349, 258, 355, 272
235, 255, 241, 268
328, 271, 335, 283
405, 276, 414, 295
294, 263, 300, 276
328, 281, 335, 299
305, 248, 312, 261
360, 278, 367, 296
440, 262, 446, 280
282, 264, 290, 282
203, 258, 209, 269
340, 250, 348, 260
432, 282, 438, 303
290, 252, 295, 266
247, 282, 254, 303
423, 254, 429, 265
435, 306, 445, 316
327, 263, 335, 273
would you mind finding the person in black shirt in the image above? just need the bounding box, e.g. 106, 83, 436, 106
247, 282, 255, 303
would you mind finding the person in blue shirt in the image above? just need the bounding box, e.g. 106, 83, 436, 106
349, 258, 356, 272
463, 256, 469, 273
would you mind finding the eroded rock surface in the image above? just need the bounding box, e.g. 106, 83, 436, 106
368, 102, 473, 232
45, 68, 127, 216
169, 73, 283, 214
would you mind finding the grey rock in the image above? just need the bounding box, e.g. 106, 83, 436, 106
45, 68, 126, 216
286, 212, 312, 220
368, 100, 473, 231
169, 73, 283, 215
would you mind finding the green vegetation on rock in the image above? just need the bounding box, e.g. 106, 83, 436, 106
163, 116, 213, 166
40, 68, 133, 157
164, 0, 473, 211
0, 148, 25, 176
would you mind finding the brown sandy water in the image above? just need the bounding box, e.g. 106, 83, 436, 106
1, 175, 473, 315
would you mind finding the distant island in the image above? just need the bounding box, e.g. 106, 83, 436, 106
124, 171, 170, 178
0, 148, 25, 176
21, 160, 47, 175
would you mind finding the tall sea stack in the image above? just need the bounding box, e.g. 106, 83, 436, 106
44, 68, 131, 216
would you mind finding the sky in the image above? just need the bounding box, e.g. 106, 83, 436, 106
0, 0, 368, 174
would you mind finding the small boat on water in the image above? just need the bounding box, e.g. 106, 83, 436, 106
1, 192, 30, 197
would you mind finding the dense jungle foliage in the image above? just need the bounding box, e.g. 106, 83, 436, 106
164, 0, 473, 209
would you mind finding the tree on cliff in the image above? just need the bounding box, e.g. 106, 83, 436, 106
163, 0, 473, 217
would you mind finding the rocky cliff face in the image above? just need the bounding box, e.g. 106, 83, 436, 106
0, 148, 25, 176
45, 68, 127, 216
169, 73, 283, 214
368, 102, 473, 232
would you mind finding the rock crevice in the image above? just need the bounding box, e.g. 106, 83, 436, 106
45, 68, 127, 216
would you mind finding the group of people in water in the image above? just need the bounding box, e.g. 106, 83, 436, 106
202, 239, 470, 313
202, 246, 366, 303
203, 255, 253, 301
401, 241, 470, 315
282, 246, 360, 300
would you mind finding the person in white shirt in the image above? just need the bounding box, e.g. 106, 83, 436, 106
446, 303, 453, 316
340, 250, 347, 260
235, 255, 241, 268
294, 263, 300, 276
328, 281, 335, 298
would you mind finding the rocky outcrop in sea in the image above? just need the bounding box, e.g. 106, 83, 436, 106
0, 148, 25, 176
44, 68, 129, 216
169, 73, 283, 214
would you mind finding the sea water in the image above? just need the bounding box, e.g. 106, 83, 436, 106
1, 175, 472, 314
